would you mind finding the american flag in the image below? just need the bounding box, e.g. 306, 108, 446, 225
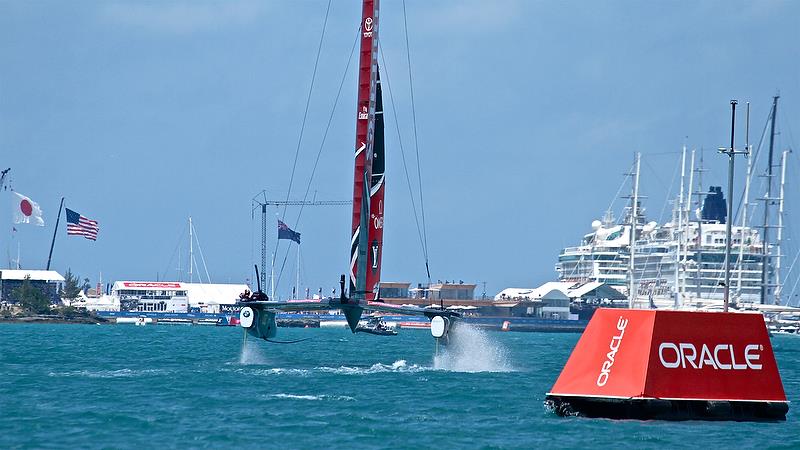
66, 208, 99, 240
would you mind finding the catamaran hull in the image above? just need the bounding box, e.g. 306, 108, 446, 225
239, 299, 460, 342
240, 306, 277, 340
545, 395, 788, 421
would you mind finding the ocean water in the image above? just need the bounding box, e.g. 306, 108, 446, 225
1, 323, 798, 449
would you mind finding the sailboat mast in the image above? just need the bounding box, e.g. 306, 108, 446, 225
737, 104, 752, 296
296, 245, 301, 299
696, 151, 705, 300
722, 100, 739, 312
189, 216, 193, 284
684, 149, 695, 306
349, 0, 380, 301
270, 252, 275, 300
775, 150, 788, 304
629, 153, 640, 309
675, 146, 686, 308
261, 204, 267, 291
760, 95, 779, 304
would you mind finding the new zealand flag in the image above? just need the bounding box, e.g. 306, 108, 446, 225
278, 220, 301, 244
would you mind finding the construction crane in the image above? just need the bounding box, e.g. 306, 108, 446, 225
261, 200, 351, 206
251, 190, 351, 291
0, 168, 10, 191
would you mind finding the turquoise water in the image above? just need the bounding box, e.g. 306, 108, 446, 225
1, 323, 798, 449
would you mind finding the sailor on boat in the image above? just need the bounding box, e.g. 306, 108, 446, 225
355, 316, 397, 336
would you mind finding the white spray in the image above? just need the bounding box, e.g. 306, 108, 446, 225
239, 335, 269, 365
433, 323, 512, 372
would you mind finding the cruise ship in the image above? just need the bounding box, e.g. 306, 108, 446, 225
557, 192, 767, 309
556, 149, 787, 311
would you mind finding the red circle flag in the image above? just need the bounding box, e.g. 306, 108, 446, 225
20, 199, 32, 216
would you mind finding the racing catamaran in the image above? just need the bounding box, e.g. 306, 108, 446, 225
238, 0, 458, 344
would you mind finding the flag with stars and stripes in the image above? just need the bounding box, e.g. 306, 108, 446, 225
66, 208, 99, 241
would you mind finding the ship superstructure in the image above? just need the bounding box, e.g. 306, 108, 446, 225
556, 154, 778, 310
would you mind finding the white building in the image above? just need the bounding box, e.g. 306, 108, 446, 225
493, 286, 572, 319
1, 269, 66, 304
109, 281, 248, 313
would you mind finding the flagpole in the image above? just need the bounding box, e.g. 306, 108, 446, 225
46, 197, 64, 271
296, 244, 300, 299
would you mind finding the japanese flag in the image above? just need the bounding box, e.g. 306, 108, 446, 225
13, 192, 44, 226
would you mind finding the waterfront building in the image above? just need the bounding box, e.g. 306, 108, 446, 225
0, 269, 65, 305
107, 281, 248, 313
378, 281, 477, 307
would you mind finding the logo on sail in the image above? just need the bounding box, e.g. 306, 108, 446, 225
372, 200, 383, 229
363, 17, 374, 37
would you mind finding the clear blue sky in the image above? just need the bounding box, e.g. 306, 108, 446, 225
1, 0, 799, 298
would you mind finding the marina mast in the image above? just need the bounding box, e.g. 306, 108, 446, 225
694, 150, 706, 300
737, 103, 753, 297
675, 145, 687, 308
719, 100, 746, 312
684, 149, 696, 306
760, 95, 779, 304
628, 153, 641, 309
775, 150, 789, 303
189, 216, 193, 283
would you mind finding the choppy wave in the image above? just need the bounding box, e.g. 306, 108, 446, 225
4, 323, 799, 448
317, 359, 430, 375
48, 368, 167, 378
223, 360, 428, 377
265, 393, 355, 401
220, 366, 311, 377
250, 368, 311, 376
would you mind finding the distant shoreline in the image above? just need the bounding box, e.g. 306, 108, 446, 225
0, 315, 110, 325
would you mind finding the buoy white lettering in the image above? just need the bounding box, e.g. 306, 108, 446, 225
713, 344, 732, 370
679, 343, 698, 368
730, 345, 747, 370
745, 344, 762, 369
698, 344, 718, 370
596, 316, 628, 387
658, 342, 763, 371
659, 343, 681, 368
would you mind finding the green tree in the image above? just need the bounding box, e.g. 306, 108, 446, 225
13, 276, 51, 314
61, 268, 83, 300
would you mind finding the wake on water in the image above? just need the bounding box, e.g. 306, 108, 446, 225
233, 360, 427, 377
236, 323, 512, 373
433, 323, 513, 372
